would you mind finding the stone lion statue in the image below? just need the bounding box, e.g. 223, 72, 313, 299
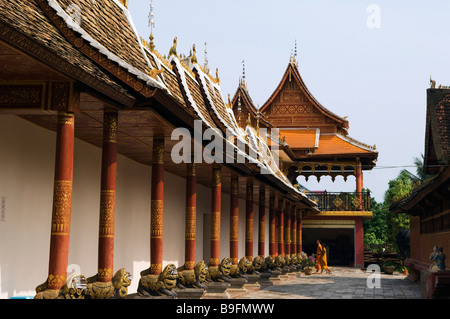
265, 255, 278, 271
238, 257, 252, 278
208, 257, 232, 282
85, 268, 131, 299
137, 264, 178, 298
251, 255, 265, 274
177, 261, 208, 289
35, 273, 87, 299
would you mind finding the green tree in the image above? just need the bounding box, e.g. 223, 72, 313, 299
385, 170, 412, 250
363, 191, 388, 247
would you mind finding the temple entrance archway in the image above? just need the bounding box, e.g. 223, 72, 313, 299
302, 222, 355, 267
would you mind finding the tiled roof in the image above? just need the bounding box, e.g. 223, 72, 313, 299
0, 1, 315, 207
144, 49, 185, 105
307, 133, 376, 156
0, 0, 135, 100
280, 129, 318, 149
53, 0, 151, 75
428, 91, 450, 164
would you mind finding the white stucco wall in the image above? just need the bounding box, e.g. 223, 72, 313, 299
0, 115, 271, 298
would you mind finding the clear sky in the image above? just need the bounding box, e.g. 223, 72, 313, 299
128, 0, 450, 202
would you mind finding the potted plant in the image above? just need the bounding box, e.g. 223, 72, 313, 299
300, 254, 316, 275
382, 261, 395, 274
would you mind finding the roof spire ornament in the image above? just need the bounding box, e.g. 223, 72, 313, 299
169, 36, 177, 57
191, 44, 197, 64
119, 0, 129, 8
204, 42, 210, 74
240, 60, 246, 88
237, 94, 242, 126
215, 68, 220, 84
148, 0, 155, 51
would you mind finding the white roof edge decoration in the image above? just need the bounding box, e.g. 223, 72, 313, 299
46, 0, 168, 92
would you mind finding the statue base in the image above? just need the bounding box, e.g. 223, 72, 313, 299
257, 272, 273, 287
227, 278, 248, 298
126, 293, 174, 299
202, 281, 231, 299
243, 274, 261, 290
173, 288, 205, 299
269, 270, 282, 283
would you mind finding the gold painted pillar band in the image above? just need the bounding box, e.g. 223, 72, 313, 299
184, 163, 196, 270
230, 176, 239, 265
97, 111, 118, 282
258, 188, 266, 257
47, 112, 75, 290
210, 166, 221, 267
150, 138, 164, 275
269, 195, 276, 257
245, 183, 253, 261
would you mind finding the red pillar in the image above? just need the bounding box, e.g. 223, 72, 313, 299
230, 176, 239, 266
356, 157, 363, 192
151, 138, 164, 275
97, 112, 118, 282
291, 205, 297, 256
47, 112, 75, 290
297, 210, 303, 254
210, 166, 221, 267
355, 217, 364, 268
184, 163, 197, 270
269, 194, 276, 257
245, 183, 254, 261
278, 199, 285, 257
258, 187, 265, 257
284, 202, 291, 256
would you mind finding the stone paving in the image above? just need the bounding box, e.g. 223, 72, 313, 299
237, 267, 422, 299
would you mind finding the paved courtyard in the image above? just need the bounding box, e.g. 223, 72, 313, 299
239, 267, 422, 299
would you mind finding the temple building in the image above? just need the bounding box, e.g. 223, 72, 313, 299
390, 85, 450, 298
0, 0, 377, 299
231, 57, 378, 267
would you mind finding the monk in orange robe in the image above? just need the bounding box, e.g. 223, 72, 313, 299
316, 240, 331, 274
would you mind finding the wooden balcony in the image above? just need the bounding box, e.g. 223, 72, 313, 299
304, 191, 371, 212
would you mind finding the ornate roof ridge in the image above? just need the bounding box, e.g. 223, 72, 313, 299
322, 132, 378, 153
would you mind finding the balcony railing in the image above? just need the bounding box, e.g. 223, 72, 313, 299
305, 191, 371, 212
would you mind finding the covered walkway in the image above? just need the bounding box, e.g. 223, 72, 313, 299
238, 267, 421, 299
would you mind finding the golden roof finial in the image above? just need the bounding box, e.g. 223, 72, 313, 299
215, 68, 220, 84
246, 113, 252, 127
191, 44, 197, 64
119, 0, 129, 8
256, 113, 260, 136
149, 31, 155, 51
169, 36, 177, 57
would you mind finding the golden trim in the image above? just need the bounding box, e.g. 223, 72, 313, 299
51, 180, 72, 236
151, 200, 163, 238
103, 112, 118, 144
152, 138, 165, 165
308, 211, 373, 218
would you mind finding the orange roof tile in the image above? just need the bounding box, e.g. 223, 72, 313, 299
281, 129, 318, 149
311, 134, 375, 156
